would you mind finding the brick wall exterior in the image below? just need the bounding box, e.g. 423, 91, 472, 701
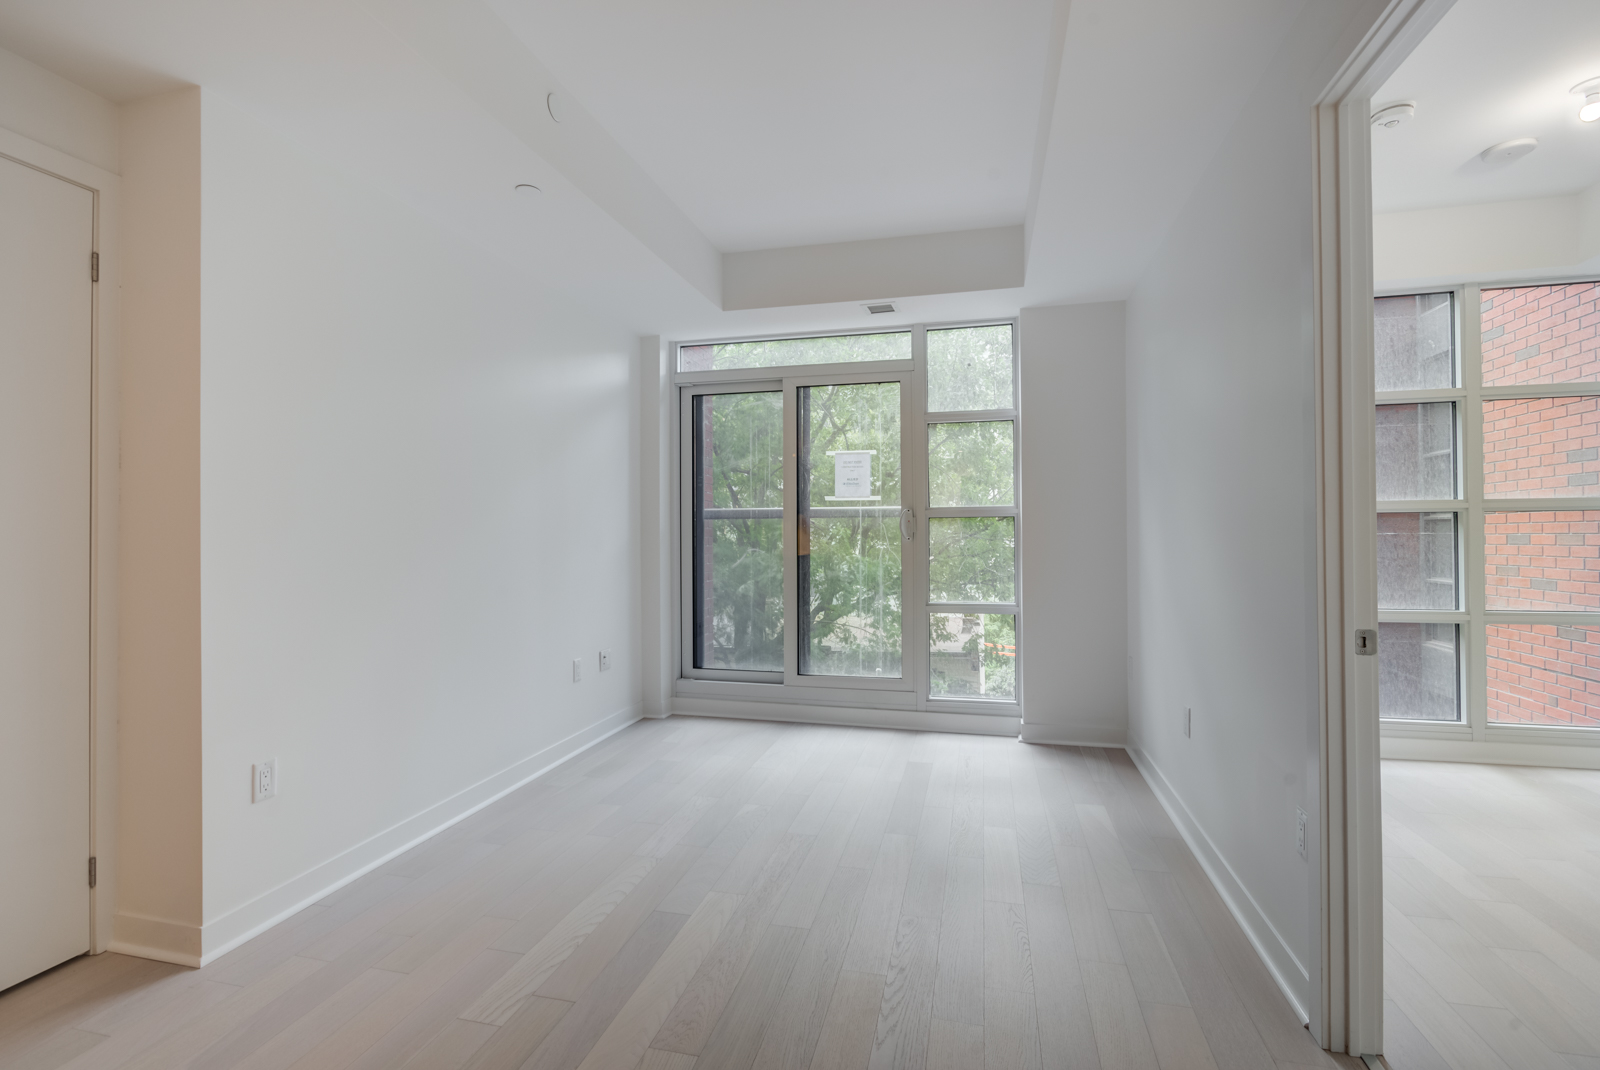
1481, 283, 1600, 385
1484, 511, 1600, 610
1482, 396, 1600, 497
1486, 623, 1600, 727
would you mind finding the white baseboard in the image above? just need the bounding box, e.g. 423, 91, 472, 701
116, 705, 643, 969
1127, 743, 1310, 1024
674, 697, 1020, 737
1019, 721, 1127, 747
1381, 735, 1600, 769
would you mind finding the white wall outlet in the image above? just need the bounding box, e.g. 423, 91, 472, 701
572, 657, 582, 683
598, 650, 611, 673
253, 758, 278, 803
1296, 807, 1308, 859
1184, 707, 1192, 738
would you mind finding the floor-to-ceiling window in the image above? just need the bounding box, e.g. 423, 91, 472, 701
677, 322, 1022, 714
1377, 280, 1600, 741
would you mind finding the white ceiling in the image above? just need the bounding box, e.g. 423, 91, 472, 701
1373, 0, 1600, 213
483, 0, 1054, 253
0, 0, 1314, 331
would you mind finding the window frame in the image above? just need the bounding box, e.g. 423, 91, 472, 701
672, 318, 1023, 715
1377, 278, 1600, 747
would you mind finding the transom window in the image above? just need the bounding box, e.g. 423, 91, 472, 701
677, 322, 1021, 711
1376, 281, 1600, 736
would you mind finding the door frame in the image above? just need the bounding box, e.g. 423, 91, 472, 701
1311, 0, 1456, 1053
0, 126, 120, 959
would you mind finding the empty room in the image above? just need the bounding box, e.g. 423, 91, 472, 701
2, 0, 1586, 1067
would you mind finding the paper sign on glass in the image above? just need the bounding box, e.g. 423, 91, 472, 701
826, 450, 879, 500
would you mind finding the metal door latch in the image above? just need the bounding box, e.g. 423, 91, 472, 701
1355, 629, 1377, 655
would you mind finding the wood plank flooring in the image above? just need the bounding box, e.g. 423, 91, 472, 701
1382, 759, 1600, 1070
0, 717, 1359, 1070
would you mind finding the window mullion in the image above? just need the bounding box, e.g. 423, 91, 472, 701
1462, 284, 1488, 741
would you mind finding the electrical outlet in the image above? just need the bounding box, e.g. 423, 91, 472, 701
1184, 707, 1192, 738
598, 650, 611, 673
572, 657, 582, 683
253, 758, 278, 803
1296, 808, 1308, 859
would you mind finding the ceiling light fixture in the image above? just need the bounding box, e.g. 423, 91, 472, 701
515, 183, 541, 194
547, 92, 568, 123
1370, 102, 1415, 128
1480, 137, 1538, 163
1574, 77, 1600, 122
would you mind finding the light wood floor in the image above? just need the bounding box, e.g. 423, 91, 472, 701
0, 716, 1357, 1070
1382, 758, 1600, 1070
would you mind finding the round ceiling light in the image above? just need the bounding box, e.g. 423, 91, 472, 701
1481, 137, 1538, 163
1574, 77, 1600, 122
547, 92, 568, 123
515, 183, 541, 194
1371, 102, 1415, 128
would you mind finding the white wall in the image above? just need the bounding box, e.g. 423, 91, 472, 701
1374, 185, 1600, 287
0, 43, 117, 173
1018, 301, 1127, 745
108, 88, 644, 964
1123, 0, 1388, 1021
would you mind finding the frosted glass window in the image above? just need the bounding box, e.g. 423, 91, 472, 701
1375, 293, 1453, 391
928, 325, 1013, 412
1379, 622, 1460, 721
1378, 512, 1458, 611
1376, 403, 1456, 500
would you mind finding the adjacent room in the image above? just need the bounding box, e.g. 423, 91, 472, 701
1368, 0, 1600, 1067
5, 0, 1587, 1067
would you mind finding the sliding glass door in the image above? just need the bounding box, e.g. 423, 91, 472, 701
679, 322, 1018, 711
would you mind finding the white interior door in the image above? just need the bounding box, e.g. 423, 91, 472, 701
0, 154, 93, 991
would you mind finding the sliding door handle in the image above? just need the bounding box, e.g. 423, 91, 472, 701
900, 507, 916, 542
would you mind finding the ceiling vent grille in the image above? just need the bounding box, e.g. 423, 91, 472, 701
865, 302, 896, 314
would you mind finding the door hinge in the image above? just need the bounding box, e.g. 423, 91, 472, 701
90, 251, 99, 282
89, 857, 97, 889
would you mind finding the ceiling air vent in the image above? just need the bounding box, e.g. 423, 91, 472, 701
865, 302, 896, 315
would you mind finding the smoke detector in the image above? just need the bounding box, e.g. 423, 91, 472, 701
864, 302, 896, 315
1481, 137, 1538, 163
1371, 102, 1415, 129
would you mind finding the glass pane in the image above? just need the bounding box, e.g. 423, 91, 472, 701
1374, 293, 1454, 391
1488, 624, 1600, 726
928, 421, 1014, 507
679, 332, 910, 372
692, 392, 784, 671
798, 382, 901, 678
1484, 511, 1600, 611
929, 517, 1015, 603
1376, 402, 1456, 500
930, 613, 1016, 700
1481, 283, 1600, 385
1377, 513, 1458, 610
1483, 396, 1600, 497
928, 324, 1013, 412
1379, 622, 1460, 722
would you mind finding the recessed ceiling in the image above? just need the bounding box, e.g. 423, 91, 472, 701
1372, 0, 1600, 213
483, 0, 1054, 252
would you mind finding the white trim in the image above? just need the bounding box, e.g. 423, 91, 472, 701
1017, 722, 1125, 747
114, 705, 642, 968
0, 125, 121, 960
1313, 0, 1458, 1054
675, 696, 1020, 737
1381, 736, 1600, 768
1128, 744, 1310, 1024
